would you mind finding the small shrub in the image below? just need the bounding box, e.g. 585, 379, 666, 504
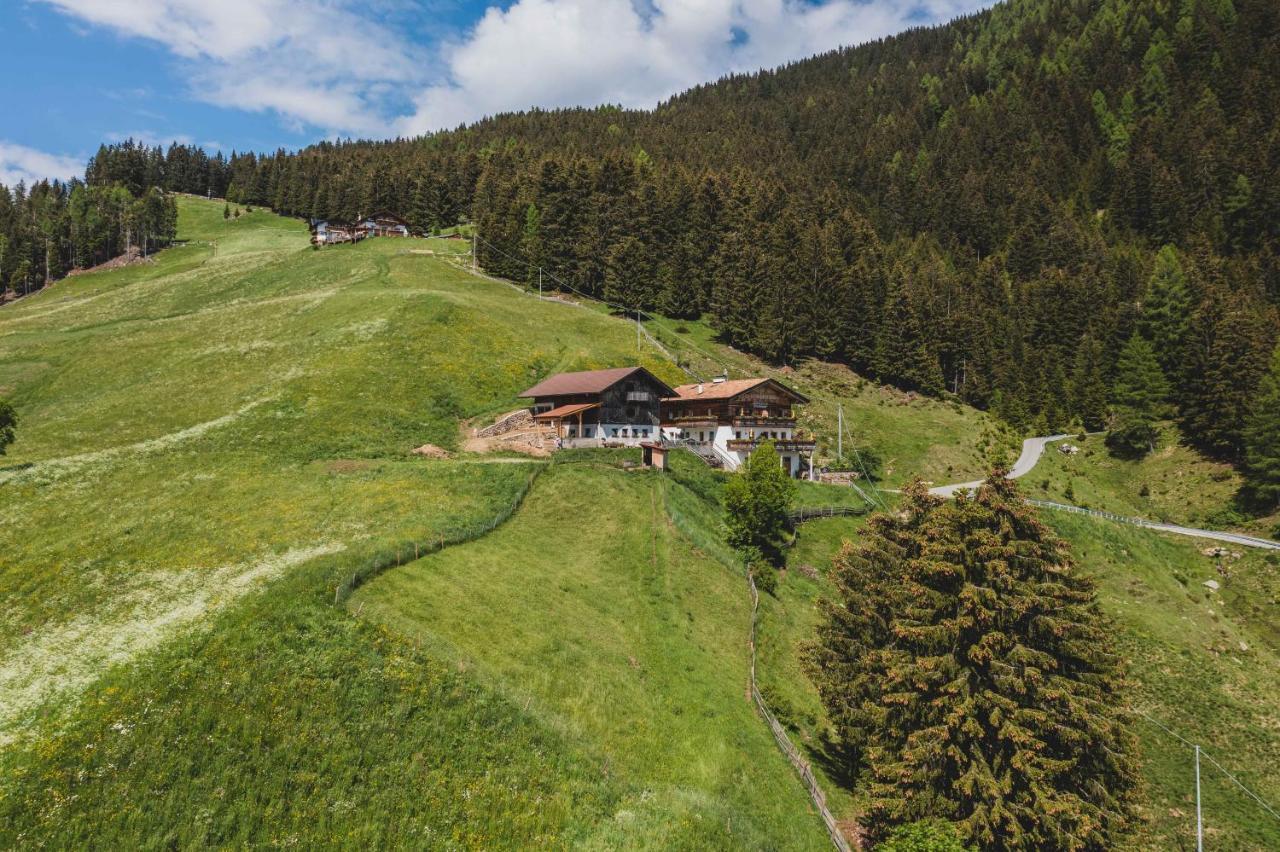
1139, 483, 1150, 497
875, 819, 973, 851
1064, 480, 1075, 502
750, 561, 778, 596
674, 324, 690, 334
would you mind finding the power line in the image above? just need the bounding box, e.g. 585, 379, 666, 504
1134, 709, 1280, 826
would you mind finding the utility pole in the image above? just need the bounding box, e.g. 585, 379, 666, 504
837, 402, 843, 463
636, 310, 641, 351
471, 226, 477, 273
538, 267, 542, 300
1195, 745, 1203, 852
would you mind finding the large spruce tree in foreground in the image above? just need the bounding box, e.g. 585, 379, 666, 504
807, 478, 1137, 850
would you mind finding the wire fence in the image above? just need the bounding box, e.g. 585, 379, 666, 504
333, 468, 543, 605
1134, 709, 1280, 827
1025, 499, 1280, 550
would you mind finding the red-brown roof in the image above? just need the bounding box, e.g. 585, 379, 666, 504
533, 402, 599, 419
665, 377, 809, 404
520, 366, 674, 398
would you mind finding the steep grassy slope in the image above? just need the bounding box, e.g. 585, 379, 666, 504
352, 458, 829, 849
0, 197, 708, 846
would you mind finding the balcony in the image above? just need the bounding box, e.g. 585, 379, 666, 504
727, 437, 816, 453
731, 415, 796, 427
625, 391, 653, 402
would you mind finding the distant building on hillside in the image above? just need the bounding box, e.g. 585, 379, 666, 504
354, 211, 411, 238
310, 212, 411, 246
309, 219, 359, 245
661, 377, 815, 477
520, 366, 675, 447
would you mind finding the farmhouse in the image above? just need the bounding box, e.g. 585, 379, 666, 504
521, 366, 674, 447
309, 219, 359, 245
355, 211, 411, 238
661, 377, 815, 477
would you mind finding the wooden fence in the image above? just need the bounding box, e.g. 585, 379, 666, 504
333, 468, 543, 605
747, 570, 854, 852
787, 505, 868, 524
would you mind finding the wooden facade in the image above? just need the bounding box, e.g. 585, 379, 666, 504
522, 367, 675, 446
661, 377, 816, 477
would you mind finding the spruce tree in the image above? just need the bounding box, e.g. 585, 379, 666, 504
1242, 345, 1280, 510
1106, 334, 1170, 457
873, 275, 943, 395
1181, 291, 1276, 459
807, 478, 1138, 850
1137, 245, 1191, 383
1070, 333, 1109, 431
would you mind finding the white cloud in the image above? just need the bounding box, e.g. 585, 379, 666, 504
38, 0, 425, 137
395, 0, 992, 135
40, 0, 992, 140
0, 142, 83, 186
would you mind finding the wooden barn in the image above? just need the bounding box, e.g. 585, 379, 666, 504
521, 366, 675, 447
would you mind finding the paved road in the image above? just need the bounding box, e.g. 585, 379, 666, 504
927, 435, 1280, 551
929, 434, 1072, 497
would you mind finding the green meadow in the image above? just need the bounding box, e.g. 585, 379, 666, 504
3, 196, 1274, 849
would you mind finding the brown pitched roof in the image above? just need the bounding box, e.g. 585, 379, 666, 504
520, 366, 674, 398
666, 377, 809, 403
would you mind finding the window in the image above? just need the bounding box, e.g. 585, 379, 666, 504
611, 428, 619, 437
641, 429, 649, 438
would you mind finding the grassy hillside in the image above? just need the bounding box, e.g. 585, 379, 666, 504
1021, 425, 1280, 539
0, 197, 748, 846
756, 500, 1280, 850
352, 458, 829, 848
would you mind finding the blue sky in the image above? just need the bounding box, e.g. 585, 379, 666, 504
0, 0, 991, 186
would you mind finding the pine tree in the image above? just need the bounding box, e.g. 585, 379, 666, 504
873, 275, 943, 395
223, 203, 230, 220
1070, 333, 1109, 431
1137, 245, 1192, 384
1181, 291, 1276, 459
807, 478, 1138, 850
1242, 345, 1280, 510
1106, 334, 1171, 457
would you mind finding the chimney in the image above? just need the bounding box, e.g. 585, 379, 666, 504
696, 383, 704, 394
712, 373, 726, 384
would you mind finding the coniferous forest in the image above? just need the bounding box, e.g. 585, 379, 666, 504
0, 177, 177, 298
61, 0, 1280, 458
